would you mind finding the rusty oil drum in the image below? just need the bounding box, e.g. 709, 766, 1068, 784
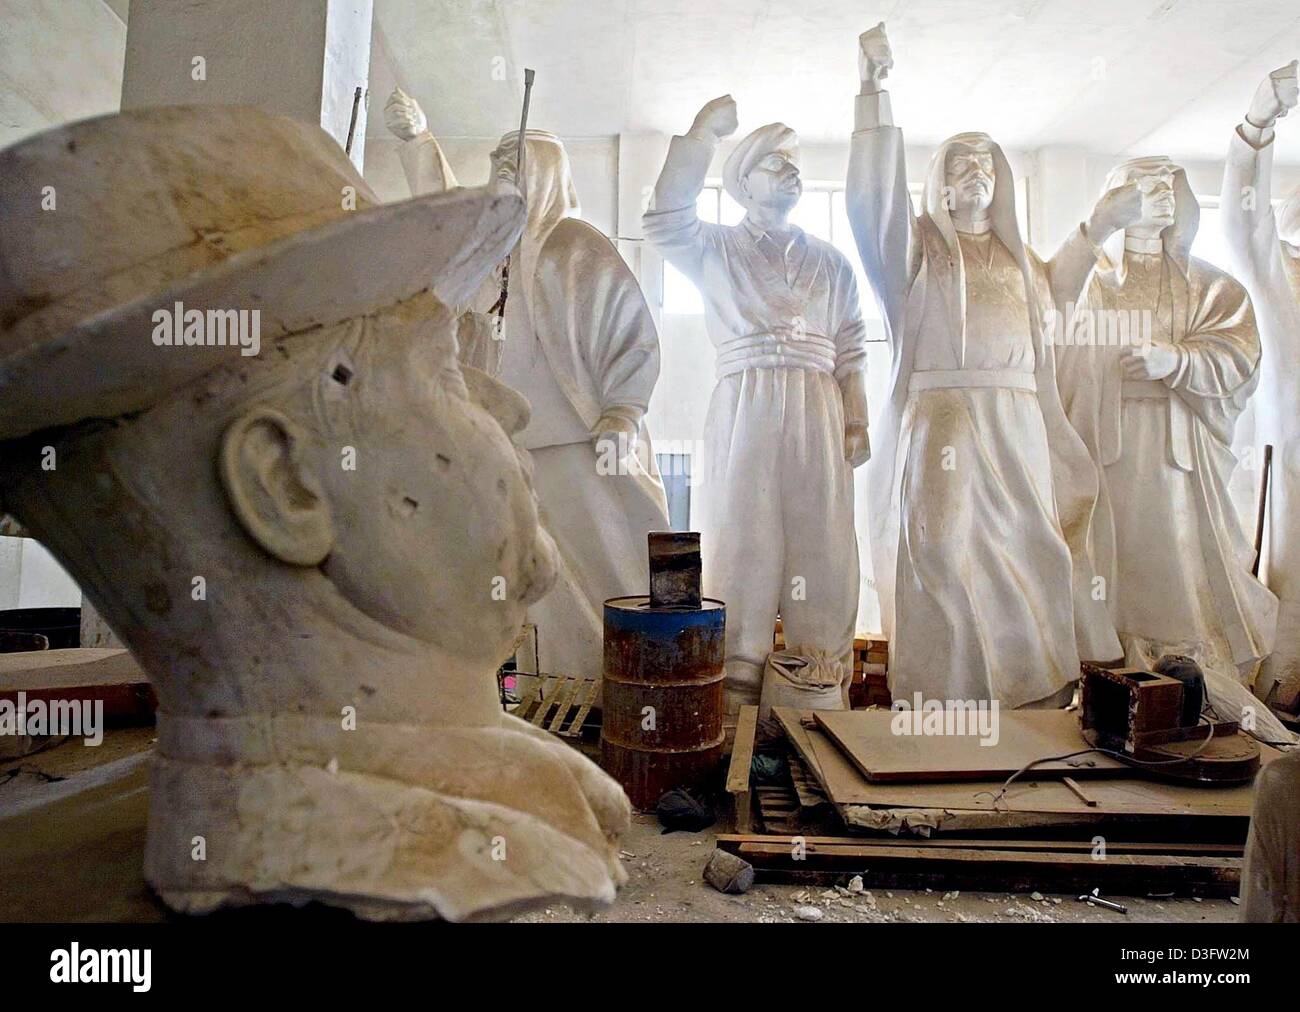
600, 595, 725, 810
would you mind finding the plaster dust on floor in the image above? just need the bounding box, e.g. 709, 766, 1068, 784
0, 732, 1240, 924
513, 812, 1239, 924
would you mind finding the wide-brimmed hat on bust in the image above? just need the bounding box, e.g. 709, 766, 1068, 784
0, 105, 524, 441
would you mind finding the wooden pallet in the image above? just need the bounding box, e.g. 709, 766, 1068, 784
513, 674, 599, 739
787, 754, 830, 811
756, 783, 802, 834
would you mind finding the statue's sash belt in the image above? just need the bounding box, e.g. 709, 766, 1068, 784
715, 333, 836, 379
908, 369, 1036, 394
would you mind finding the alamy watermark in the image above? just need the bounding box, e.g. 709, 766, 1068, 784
890, 692, 1000, 747
50, 943, 151, 991
1045, 304, 1153, 348
0, 693, 103, 746
152, 300, 260, 357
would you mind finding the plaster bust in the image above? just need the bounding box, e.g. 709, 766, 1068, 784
0, 107, 629, 920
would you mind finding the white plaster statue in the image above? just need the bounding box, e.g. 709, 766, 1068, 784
486, 129, 669, 685
643, 97, 871, 713
384, 92, 669, 684
384, 87, 502, 376
1241, 748, 1300, 921
846, 24, 1122, 709
1056, 153, 1287, 740
1221, 61, 1300, 714
0, 107, 630, 920
384, 86, 461, 195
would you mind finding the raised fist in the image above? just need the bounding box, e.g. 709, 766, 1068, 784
859, 22, 893, 90
1247, 61, 1298, 129
689, 95, 739, 142
384, 87, 428, 141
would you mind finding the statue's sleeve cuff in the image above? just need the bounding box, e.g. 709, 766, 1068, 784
854, 90, 893, 132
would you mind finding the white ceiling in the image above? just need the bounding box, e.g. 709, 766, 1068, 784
373, 0, 1300, 162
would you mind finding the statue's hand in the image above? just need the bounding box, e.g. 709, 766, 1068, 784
1120, 341, 1179, 382
1086, 180, 1143, 243
858, 22, 893, 90
592, 411, 640, 466
845, 424, 871, 468
1248, 61, 1299, 128
688, 95, 739, 142
384, 87, 428, 141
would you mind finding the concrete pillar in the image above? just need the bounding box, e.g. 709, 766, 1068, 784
120, 0, 373, 170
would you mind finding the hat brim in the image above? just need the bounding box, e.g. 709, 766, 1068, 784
0, 185, 523, 441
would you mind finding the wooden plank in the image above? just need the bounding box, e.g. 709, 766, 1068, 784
546, 676, 578, 733
715, 833, 1244, 856
564, 679, 598, 738
726, 705, 758, 793
725, 704, 759, 833
719, 837, 1242, 895
717, 832, 1242, 894
529, 676, 560, 726
1063, 776, 1098, 807
814, 708, 1129, 783
731, 840, 1240, 870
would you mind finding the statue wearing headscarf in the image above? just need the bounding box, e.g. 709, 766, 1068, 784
487, 129, 669, 685
846, 24, 1123, 709
642, 96, 871, 713
1221, 61, 1300, 716
1057, 153, 1285, 740
384, 87, 502, 375
385, 93, 668, 684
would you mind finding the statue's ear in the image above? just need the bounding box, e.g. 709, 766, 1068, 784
219, 407, 334, 566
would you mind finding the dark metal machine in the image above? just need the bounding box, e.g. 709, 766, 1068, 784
1079, 662, 1260, 784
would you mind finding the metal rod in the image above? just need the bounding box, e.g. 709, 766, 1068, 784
345, 86, 364, 156
1253, 443, 1273, 577
490, 69, 537, 330
516, 68, 535, 200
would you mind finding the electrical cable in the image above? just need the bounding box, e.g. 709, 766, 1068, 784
974, 717, 1220, 810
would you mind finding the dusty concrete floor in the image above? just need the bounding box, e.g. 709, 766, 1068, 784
513, 811, 1241, 923
0, 731, 1240, 924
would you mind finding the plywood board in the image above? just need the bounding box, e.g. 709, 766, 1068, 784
0, 648, 144, 691
774, 708, 1270, 819
0, 648, 155, 722
814, 707, 1129, 782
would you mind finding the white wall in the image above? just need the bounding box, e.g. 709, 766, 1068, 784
0, 0, 125, 150
0, 538, 81, 610
1, 0, 125, 613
